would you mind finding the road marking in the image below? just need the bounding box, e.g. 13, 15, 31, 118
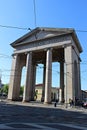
0, 122, 86, 130
0, 124, 11, 129
0, 123, 60, 130
26, 123, 59, 130
58, 123, 87, 130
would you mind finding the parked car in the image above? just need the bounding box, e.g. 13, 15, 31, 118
83, 102, 87, 107
82, 98, 87, 108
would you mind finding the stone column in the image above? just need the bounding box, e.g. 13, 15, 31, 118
41, 63, 46, 102
77, 60, 81, 100
44, 48, 52, 104
59, 88, 62, 102
64, 46, 73, 103
59, 62, 64, 102
8, 54, 22, 100
31, 64, 36, 100
74, 61, 78, 99
23, 52, 32, 102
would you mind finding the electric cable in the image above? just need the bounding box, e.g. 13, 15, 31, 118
0, 24, 31, 30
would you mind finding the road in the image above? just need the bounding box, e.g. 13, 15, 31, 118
0, 100, 87, 130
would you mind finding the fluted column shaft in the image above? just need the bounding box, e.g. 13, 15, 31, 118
44, 48, 52, 104
59, 62, 64, 102
8, 54, 22, 100
23, 52, 32, 102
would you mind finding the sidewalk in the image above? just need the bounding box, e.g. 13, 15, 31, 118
2, 99, 87, 113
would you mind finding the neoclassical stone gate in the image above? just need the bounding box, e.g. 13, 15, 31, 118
8, 27, 82, 104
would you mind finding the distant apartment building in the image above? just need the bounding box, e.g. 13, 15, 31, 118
35, 84, 59, 102
81, 90, 87, 100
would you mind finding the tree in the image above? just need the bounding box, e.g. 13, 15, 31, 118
2, 84, 9, 94
20, 86, 24, 96
0, 84, 24, 96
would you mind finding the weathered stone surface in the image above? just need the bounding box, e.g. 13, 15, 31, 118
8, 27, 82, 104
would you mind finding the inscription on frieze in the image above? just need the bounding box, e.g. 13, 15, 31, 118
28, 35, 70, 48
15, 35, 71, 53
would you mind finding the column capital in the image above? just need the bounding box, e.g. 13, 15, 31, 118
12, 53, 18, 59
25, 51, 32, 55
44, 48, 53, 51
62, 43, 72, 48
60, 60, 65, 63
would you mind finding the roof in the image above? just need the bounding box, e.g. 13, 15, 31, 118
35, 84, 43, 87
11, 27, 83, 53
35, 84, 59, 89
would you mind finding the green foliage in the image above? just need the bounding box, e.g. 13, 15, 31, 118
0, 84, 24, 96
0, 88, 2, 93
1, 84, 9, 94
20, 86, 24, 96
34, 90, 38, 100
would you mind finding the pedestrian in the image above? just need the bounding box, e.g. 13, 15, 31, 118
71, 99, 74, 106
69, 98, 72, 107
54, 102, 56, 107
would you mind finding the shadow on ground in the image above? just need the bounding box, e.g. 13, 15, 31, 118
0, 100, 87, 126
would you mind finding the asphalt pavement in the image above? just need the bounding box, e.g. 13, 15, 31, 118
0, 100, 87, 130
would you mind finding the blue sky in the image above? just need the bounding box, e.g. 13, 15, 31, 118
0, 0, 87, 90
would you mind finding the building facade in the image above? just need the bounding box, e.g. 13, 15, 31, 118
81, 90, 87, 100
8, 27, 83, 104
35, 84, 59, 101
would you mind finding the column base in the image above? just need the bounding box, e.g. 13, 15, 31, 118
22, 100, 30, 103
41, 97, 44, 102
44, 102, 52, 104
8, 98, 21, 101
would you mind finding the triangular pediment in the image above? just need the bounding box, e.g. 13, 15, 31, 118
11, 27, 82, 53
11, 27, 73, 46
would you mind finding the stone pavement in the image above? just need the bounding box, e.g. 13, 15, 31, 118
0, 100, 87, 129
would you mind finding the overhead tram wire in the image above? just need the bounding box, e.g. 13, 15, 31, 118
75, 30, 87, 33
1, 24, 87, 33
0, 53, 12, 59
0, 24, 31, 31
0, 1, 37, 30
33, 0, 37, 28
